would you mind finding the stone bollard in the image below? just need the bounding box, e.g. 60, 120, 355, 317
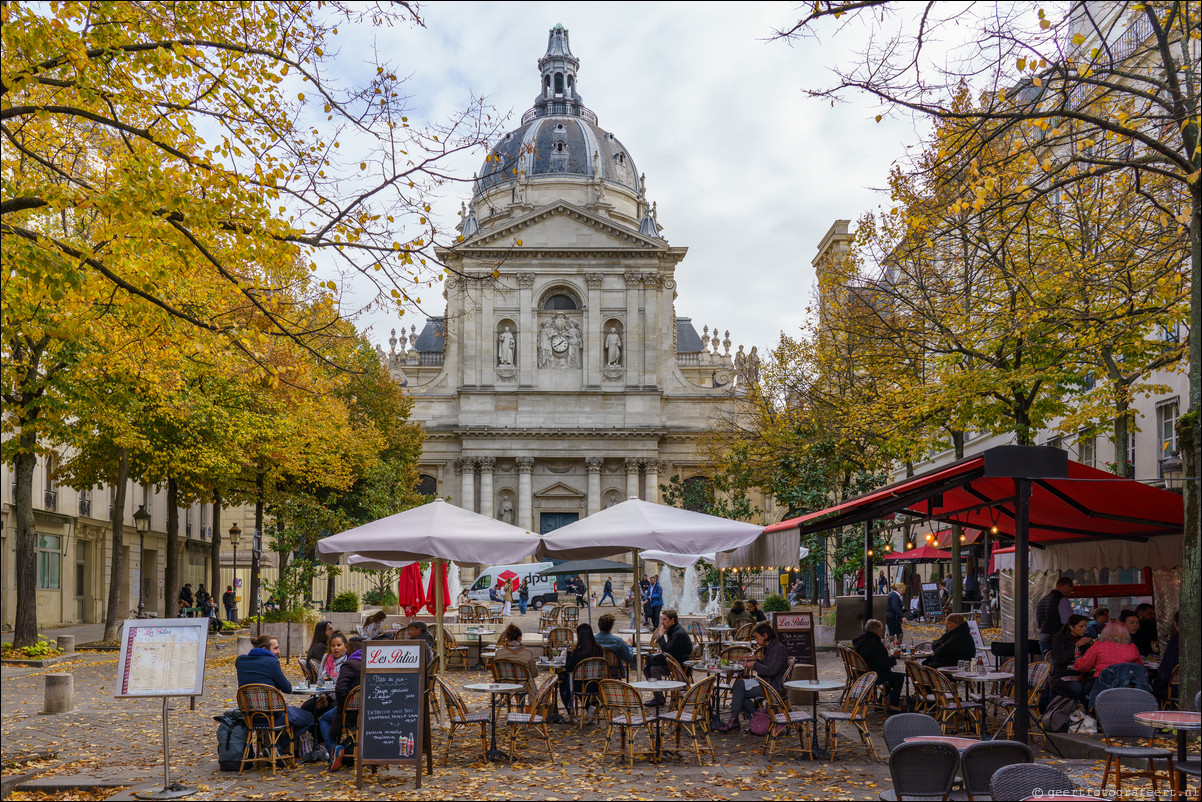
56, 635, 75, 654
237, 635, 252, 656
44, 673, 73, 714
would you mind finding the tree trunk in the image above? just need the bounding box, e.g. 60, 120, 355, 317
1113, 397, 1133, 478
210, 494, 222, 605
12, 432, 39, 648
950, 431, 964, 613
326, 572, 336, 610
102, 450, 129, 642
276, 517, 289, 608
250, 472, 264, 617
165, 478, 178, 610
1178, 179, 1201, 720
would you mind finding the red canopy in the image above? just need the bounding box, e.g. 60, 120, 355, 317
882, 545, 951, 563
397, 563, 425, 617
934, 529, 982, 548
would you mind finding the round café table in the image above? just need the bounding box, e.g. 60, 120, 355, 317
629, 680, 685, 762
952, 670, 1012, 739
783, 679, 845, 760
706, 625, 734, 655
463, 628, 495, 670
464, 682, 523, 762
1134, 710, 1200, 802
689, 662, 747, 726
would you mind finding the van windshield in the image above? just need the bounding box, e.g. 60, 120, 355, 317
472, 575, 491, 590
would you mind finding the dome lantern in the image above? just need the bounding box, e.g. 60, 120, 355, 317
534, 24, 583, 113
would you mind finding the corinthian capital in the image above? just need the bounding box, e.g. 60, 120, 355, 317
515, 456, 535, 473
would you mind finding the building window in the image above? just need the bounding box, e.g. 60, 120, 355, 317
1158, 400, 1179, 458
416, 474, 438, 496
542, 294, 577, 310
1078, 435, 1095, 469
37, 535, 61, 590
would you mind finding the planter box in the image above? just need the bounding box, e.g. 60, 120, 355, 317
323, 613, 363, 633
255, 623, 310, 660
815, 624, 836, 650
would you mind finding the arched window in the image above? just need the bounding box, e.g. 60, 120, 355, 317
416, 474, 437, 496
554, 72, 565, 94
542, 294, 577, 311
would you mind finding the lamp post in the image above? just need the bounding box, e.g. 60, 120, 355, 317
228, 523, 241, 621
133, 505, 151, 618
1160, 452, 1184, 493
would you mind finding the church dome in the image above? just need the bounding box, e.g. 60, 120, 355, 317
473, 25, 642, 199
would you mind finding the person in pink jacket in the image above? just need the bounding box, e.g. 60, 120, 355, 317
1074, 621, 1143, 678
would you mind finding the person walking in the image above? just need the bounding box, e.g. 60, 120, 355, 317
222, 585, 236, 621
600, 577, 616, 607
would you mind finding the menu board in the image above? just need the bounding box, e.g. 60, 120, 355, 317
967, 620, 986, 652
921, 583, 942, 619
356, 640, 431, 789
115, 619, 208, 697
771, 611, 815, 666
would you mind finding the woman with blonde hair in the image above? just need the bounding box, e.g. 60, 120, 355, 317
1074, 621, 1142, 678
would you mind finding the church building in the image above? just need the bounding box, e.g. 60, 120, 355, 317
379, 25, 750, 536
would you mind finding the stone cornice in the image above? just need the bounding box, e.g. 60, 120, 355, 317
422, 428, 706, 440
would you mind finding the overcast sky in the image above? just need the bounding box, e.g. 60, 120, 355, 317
340, 1, 927, 354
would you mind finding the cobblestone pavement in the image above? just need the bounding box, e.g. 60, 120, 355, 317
0, 617, 1144, 800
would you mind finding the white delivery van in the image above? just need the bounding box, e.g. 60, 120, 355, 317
467, 562, 558, 609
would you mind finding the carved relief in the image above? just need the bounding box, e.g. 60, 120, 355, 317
516, 457, 535, 473
537, 313, 582, 370
585, 457, 604, 473
517, 273, 536, 288
585, 273, 604, 289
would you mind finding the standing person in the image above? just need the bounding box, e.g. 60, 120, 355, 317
877, 571, 888, 595
574, 576, 587, 608
639, 609, 691, 707
195, 583, 211, 612
644, 575, 664, 630
964, 569, 981, 602
1151, 612, 1179, 704
502, 580, 513, 618
222, 585, 237, 621
517, 580, 529, 616
1035, 576, 1075, 654
639, 575, 651, 625
718, 621, 789, 732
886, 582, 906, 645
600, 577, 616, 607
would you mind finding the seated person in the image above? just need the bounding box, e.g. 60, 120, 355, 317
594, 613, 634, 676
1085, 607, 1109, 639
725, 600, 754, 630
852, 619, 904, 712
298, 632, 348, 762
359, 610, 388, 640
1049, 614, 1092, 703
235, 635, 315, 749
559, 624, 603, 714
746, 599, 768, 623
640, 609, 692, 707
307, 621, 333, 664
493, 623, 539, 700
1075, 622, 1143, 679
405, 620, 437, 659
322, 635, 364, 771
718, 621, 789, 732
1132, 603, 1158, 656
1150, 612, 1179, 703
922, 613, 976, 668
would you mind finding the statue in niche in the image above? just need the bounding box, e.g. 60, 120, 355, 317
538, 313, 578, 369
497, 326, 516, 367
605, 328, 623, 366
498, 494, 515, 524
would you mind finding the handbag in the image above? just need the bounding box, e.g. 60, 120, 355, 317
748, 707, 772, 736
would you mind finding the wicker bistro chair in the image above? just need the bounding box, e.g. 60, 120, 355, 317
236, 684, 296, 775
991, 660, 1050, 740
433, 676, 489, 765
598, 679, 655, 767
733, 621, 755, 641
440, 629, 471, 671
506, 677, 558, 765
688, 621, 708, 647
757, 678, 814, 760
538, 604, 560, 632
341, 685, 362, 751
905, 660, 937, 715
602, 647, 629, 680
663, 655, 692, 708
959, 740, 1033, 802
1095, 687, 1175, 796
560, 604, 580, 628
457, 604, 477, 624
478, 603, 503, 625
658, 675, 718, 766
990, 763, 1074, 801
818, 671, 881, 761
546, 627, 575, 655
927, 666, 983, 734
568, 657, 609, 727
881, 741, 960, 802
491, 658, 534, 712
882, 712, 941, 752
300, 658, 319, 685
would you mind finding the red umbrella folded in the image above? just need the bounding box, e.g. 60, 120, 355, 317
397, 563, 426, 617
425, 562, 450, 615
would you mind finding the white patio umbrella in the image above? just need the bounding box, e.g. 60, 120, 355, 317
346, 554, 414, 571
316, 498, 541, 672
538, 498, 764, 675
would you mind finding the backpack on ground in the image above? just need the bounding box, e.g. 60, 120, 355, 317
1041, 695, 1080, 732
215, 709, 249, 771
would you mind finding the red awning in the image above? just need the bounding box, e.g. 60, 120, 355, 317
934, 529, 982, 548
765, 449, 1182, 545
882, 545, 952, 563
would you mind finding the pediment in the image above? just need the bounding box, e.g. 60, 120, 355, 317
534, 481, 586, 500
463, 202, 665, 251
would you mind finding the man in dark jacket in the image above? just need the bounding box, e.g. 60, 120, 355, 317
178, 583, 194, 615
641, 609, 691, 706
235, 635, 315, 741
600, 577, 615, 607
853, 619, 904, 710
1035, 576, 1075, 654
222, 585, 236, 621
923, 613, 976, 668
1132, 603, 1158, 656
323, 635, 364, 771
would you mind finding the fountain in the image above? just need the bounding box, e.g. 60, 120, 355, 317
420, 562, 431, 600
448, 562, 462, 606
680, 563, 703, 616
659, 567, 680, 614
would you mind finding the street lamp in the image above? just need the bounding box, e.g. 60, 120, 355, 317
228, 523, 242, 621
133, 505, 151, 618
1159, 451, 1184, 493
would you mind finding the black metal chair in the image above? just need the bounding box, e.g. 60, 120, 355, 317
989, 763, 1073, 801
1095, 687, 1174, 796
883, 712, 941, 752
959, 739, 1033, 801
881, 741, 959, 802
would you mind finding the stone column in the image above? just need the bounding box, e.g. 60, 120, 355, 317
624, 457, 642, 500
516, 457, 535, 531
585, 273, 603, 387
478, 457, 495, 518
642, 273, 659, 387
456, 457, 476, 512
585, 457, 604, 516
643, 459, 663, 504
624, 272, 641, 387
518, 273, 536, 387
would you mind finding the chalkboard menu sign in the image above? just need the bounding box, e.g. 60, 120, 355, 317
356, 640, 431, 789
921, 583, 943, 619
771, 611, 816, 666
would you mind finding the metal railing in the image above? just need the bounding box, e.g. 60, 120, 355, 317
521, 102, 598, 125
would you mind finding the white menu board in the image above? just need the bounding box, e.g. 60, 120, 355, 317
115, 618, 208, 697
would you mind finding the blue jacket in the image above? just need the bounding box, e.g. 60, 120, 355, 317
235, 647, 292, 694
595, 631, 634, 665
646, 582, 663, 608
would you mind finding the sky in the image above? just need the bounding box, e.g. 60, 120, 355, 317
336, 1, 929, 354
